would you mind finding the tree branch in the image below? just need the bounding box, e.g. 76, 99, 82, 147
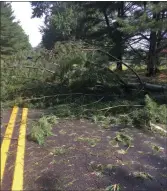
123, 2, 134, 15
160, 30, 167, 39
23, 93, 118, 102
99, 104, 143, 111
105, 68, 128, 87
8, 66, 55, 74
128, 38, 143, 46
96, 49, 144, 86
138, 33, 150, 41
127, 42, 146, 60
82, 45, 144, 88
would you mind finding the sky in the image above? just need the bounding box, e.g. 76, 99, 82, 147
11, 2, 44, 47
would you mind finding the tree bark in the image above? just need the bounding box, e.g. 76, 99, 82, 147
103, 2, 125, 71
146, 2, 160, 76
147, 30, 157, 76
116, 2, 124, 71
117, 56, 123, 71
127, 82, 167, 92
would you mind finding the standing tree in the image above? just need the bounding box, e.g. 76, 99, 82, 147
31, 1, 134, 70
31, 1, 167, 75
0, 2, 31, 59
119, 2, 167, 76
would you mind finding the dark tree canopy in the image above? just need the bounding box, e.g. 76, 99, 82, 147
0, 2, 31, 59
31, 1, 167, 75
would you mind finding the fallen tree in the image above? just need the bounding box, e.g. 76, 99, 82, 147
127, 82, 167, 92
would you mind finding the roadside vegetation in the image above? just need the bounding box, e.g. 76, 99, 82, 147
1, 2, 167, 190
1, 1, 167, 139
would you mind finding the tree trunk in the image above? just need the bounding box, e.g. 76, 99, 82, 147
127, 82, 167, 92
146, 2, 160, 77
116, 2, 124, 71
147, 31, 157, 76
103, 2, 124, 71
117, 56, 123, 71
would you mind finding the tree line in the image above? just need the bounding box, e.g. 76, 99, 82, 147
0, 2, 31, 60
31, 1, 167, 76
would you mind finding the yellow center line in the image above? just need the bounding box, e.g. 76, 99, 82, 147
1, 106, 19, 183
12, 108, 28, 191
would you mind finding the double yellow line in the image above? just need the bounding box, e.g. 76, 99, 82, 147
1, 106, 28, 191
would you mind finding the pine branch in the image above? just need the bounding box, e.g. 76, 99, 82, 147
8, 66, 55, 74
96, 49, 144, 86
127, 42, 146, 60
82, 44, 144, 87
23, 93, 116, 102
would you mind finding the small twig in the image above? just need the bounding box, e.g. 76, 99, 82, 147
7, 66, 55, 74
82, 97, 104, 107
22, 93, 118, 102
99, 105, 143, 111
23, 94, 81, 101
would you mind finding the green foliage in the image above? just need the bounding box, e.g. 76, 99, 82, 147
44, 41, 112, 89
128, 96, 167, 129
31, 1, 131, 71
50, 146, 67, 155
2, 3, 167, 138
1, 49, 40, 102
145, 94, 167, 124
151, 144, 164, 154
28, 115, 58, 145
0, 2, 31, 59
76, 136, 101, 147
132, 171, 153, 180
38, 3, 83, 49
0, 3, 32, 104
119, 2, 167, 73
31, 1, 167, 75
105, 184, 121, 191
129, 109, 149, 128
114, 132, 133, 147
